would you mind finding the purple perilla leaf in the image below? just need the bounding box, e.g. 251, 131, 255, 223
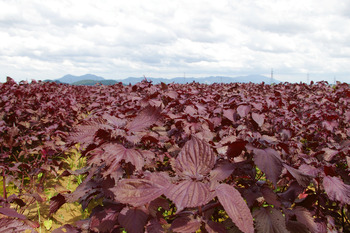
174, 136, 216, 179
253, 206, 289, 233
323, 175, 350, 205
237, 105, 251, 118
112, 173, 170, 207
216, 184, 254, 233
118, 207, 148, 233
126, 105, 161, 132
165, 180, 213, 213
253, 148, 283, 187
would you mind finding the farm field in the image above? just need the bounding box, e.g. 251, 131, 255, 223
0, 77, 349, 232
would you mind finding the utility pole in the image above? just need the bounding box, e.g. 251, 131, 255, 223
270, 68, 273, 84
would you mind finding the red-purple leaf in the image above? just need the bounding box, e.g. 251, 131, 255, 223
285, 220, 309, 233
210, 160, 236, 181
345, 111, 350, 122
68, 123, 99, 146
298, 164, 320, 178
292, 206, 319, 233
322, 120, 338, 132
225, 140, 247, 158
260, 186, 281, 208
279, 129, 291, 141
223, 109, 235, 122
252, 102, 263, 111
89, 204, 123, 233
205, 220, 227, 233
253, 148, 283, 187
52, 224, 82, 233
0, 207, 26, 220
112, 173, 169, 207
27, 193, 44, 203
174, 136, 216, 179
322, 148, 338, 162
118, 207, 148, 233
184, 105, 197, 115
243, 185, 263, 208
146, 218, 165, 233
102, 143, 146, 172
63, 175, 100, 207
260, 135, 279, 144
216, 184, 254, 233
0, 218, 34, 232
252, 112, 265, 127
283, 164, 311, 187
278, 181, 304, 205
165, 90, 178, 99
170, 215, 201, 233
126, 105, 161, 132
7, 194, 26, 207
102, 113, 127, 128
148, 197, 170, 217
323, 175, 350, 205
49, 194, 66, 215
165, 180, 213, 212
237, 105, 251, 118
253, 206, 289, 233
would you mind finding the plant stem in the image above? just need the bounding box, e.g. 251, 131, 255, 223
37, 201, 42, 233
316, 178, 320, 218
342, 206, 345, 231
11, 151, 32, 192
198, 206, 203, 216
2, 169, 7, 199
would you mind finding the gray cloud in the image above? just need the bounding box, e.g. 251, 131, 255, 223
1, 0, 349, 82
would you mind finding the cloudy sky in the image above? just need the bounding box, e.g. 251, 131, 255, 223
1, 0, 350, 83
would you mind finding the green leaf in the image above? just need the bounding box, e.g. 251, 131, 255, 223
44, 219, 53, 230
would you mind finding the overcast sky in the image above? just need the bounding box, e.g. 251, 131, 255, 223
1, 0, 350, 83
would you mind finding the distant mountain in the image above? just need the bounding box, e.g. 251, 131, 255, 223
57, 74, 105, 84
53, 74, 281, 85
72, 79, 120, 86
119, 75, 281, 85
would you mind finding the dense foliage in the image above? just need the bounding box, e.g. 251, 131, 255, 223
1, 77, 349, 232
0, 77, 95, 231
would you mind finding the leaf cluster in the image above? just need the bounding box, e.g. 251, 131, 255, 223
0, 78, 95, 232
1, 78, 349, 232
52, 80, 350, 232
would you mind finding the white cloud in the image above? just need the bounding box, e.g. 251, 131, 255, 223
0, 0, 350, 82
